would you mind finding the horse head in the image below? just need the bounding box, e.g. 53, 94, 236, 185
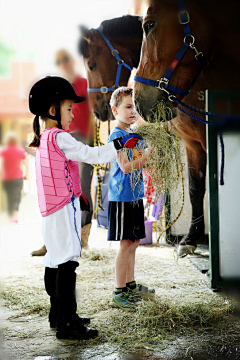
134, 0, 212, 122
79, 16, 143, 121
79, 26, 115, 121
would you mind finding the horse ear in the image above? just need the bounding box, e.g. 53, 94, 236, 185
79, 25, 92, 43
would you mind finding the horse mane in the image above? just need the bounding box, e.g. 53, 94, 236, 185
99, 15, 143, 39
79, 15, 142, 57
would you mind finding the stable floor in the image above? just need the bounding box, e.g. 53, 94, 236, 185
1, 193, 240, 360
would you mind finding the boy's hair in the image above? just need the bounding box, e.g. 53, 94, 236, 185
110, 86, 133, 108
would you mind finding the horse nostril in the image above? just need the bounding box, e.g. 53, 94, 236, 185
93, 111, 100, 119
134, 99, 141, 114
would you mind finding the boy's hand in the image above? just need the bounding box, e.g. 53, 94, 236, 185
80, 194, 90, 212
113, 133, 143, 150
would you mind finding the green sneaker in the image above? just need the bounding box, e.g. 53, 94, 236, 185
130, 283, 155, 295
112, 291, 136, 311
126, 290, 141, 303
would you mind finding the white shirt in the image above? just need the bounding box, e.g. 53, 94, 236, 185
42, 132, 117, 268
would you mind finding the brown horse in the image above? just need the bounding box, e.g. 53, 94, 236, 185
79, 15, 208, 256
133, 0, 240, 255
134, 0, 240, 120
79, 16, 143, 121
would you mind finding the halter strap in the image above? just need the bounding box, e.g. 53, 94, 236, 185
134, 0, 209, 99
178, 0, 191, 37
88, 27, 132, 93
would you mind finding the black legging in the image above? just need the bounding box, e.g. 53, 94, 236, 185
2, 178, 23, 215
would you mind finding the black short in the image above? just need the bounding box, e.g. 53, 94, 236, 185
107, 200, 146, 242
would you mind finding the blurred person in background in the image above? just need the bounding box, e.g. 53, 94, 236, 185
31, 49, 94, 256
0, 132, 28, 223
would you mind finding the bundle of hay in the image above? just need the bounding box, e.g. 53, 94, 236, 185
128, 102, 183, 232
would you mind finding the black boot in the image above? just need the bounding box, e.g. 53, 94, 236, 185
55, 261, 98, 340
51, 315, 91, 329
56, 323, 98, 340
72, 315, 91, 327
51, 314, 90, 329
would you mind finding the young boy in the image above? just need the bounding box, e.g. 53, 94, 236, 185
107, 87, 154, 311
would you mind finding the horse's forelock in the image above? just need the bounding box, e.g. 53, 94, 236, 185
79, 29, 103, 58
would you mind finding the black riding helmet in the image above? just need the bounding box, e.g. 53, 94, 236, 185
29, 76, 85, 128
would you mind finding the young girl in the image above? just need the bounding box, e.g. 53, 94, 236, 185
28, 76, 142, 340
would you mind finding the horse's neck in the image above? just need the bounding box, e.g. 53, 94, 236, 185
111, 35, 142, 68
195, 0, 240, 89
211, 1, 239, 49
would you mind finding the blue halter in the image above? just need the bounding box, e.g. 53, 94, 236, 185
134, 0, 209, 100
88, 27, 133, 94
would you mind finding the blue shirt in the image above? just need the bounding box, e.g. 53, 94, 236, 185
107, 127, 144, 202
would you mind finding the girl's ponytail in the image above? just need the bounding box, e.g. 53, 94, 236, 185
29, 115, 41, 147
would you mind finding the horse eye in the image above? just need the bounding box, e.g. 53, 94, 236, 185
89, 63, 96, 71
143, 21, 155, 35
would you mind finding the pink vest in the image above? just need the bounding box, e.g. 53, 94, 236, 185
36, 128, 81, 217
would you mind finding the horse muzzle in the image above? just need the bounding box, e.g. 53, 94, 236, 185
133, 84, 178, 122
92, 104, 114, 122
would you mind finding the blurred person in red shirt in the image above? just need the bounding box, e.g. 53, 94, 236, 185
0, 132, 28, 223
56, 50, 95, 245
31, 50, 95, 256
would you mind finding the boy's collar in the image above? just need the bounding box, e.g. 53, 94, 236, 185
115, 126, 133, 132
